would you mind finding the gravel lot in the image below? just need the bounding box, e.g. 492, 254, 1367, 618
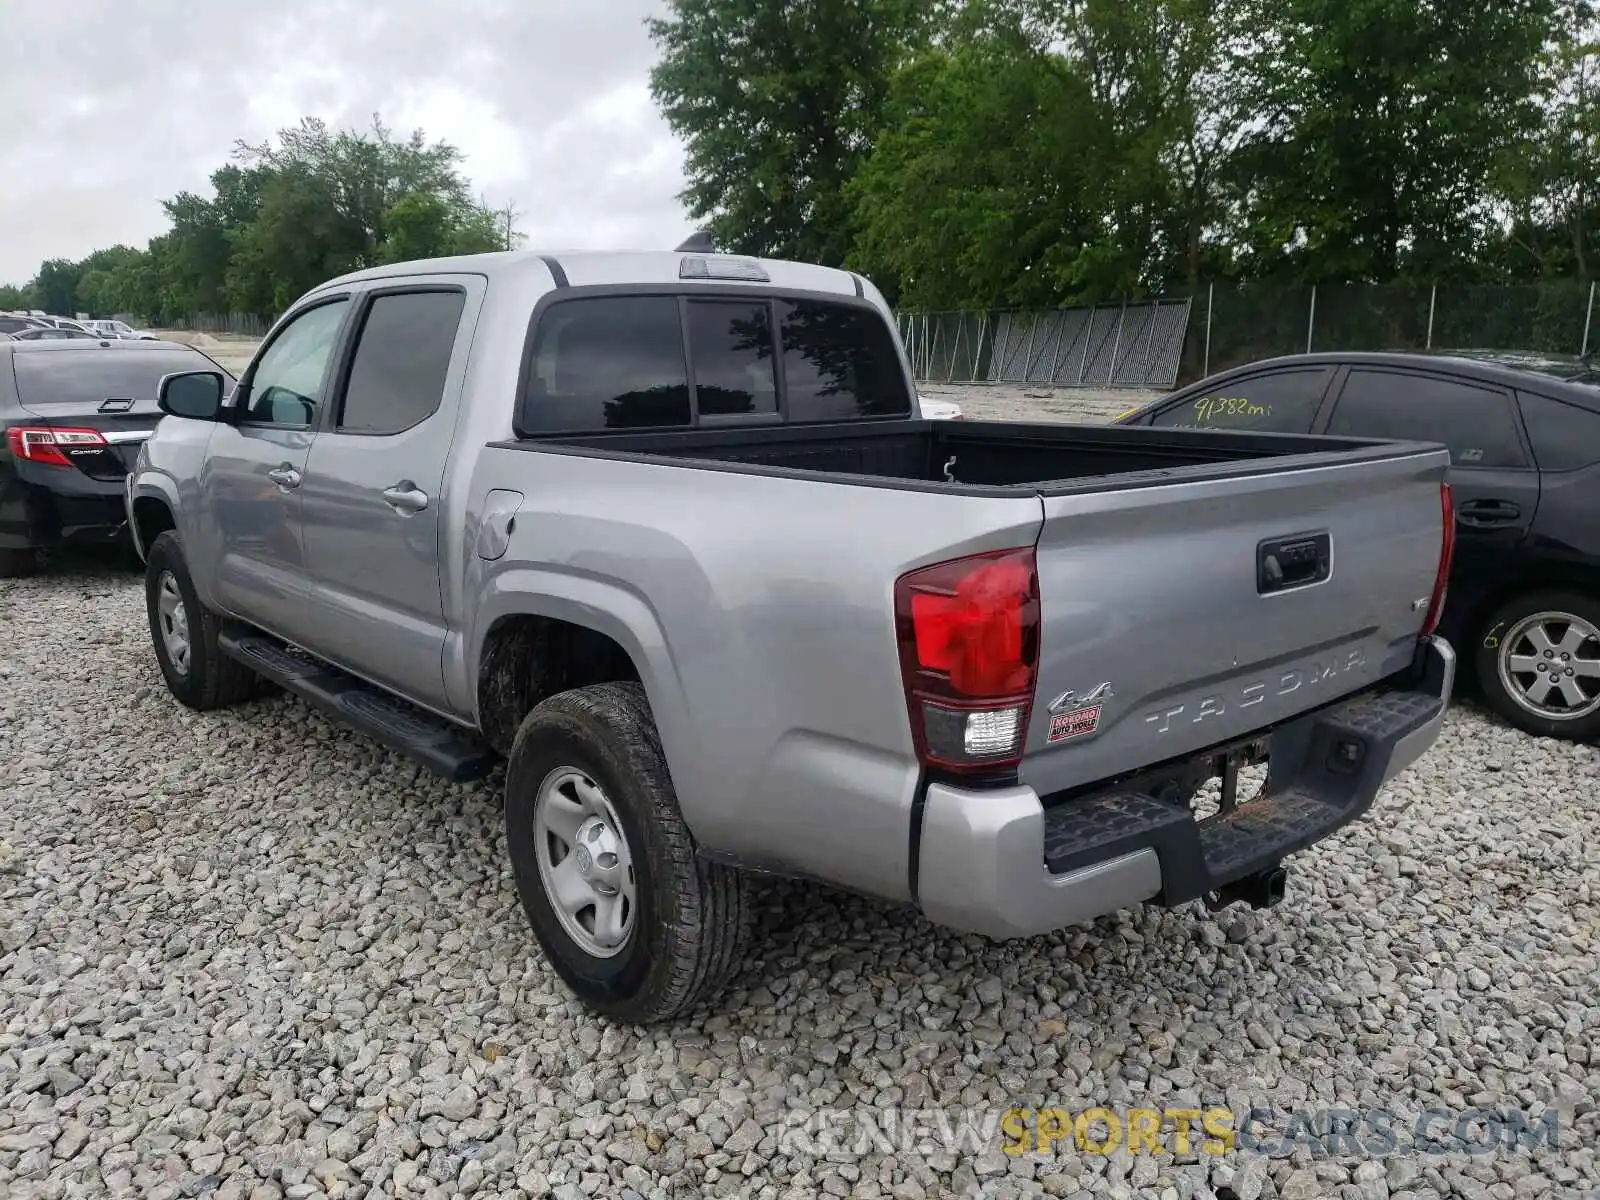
2, 390, 1597, 1200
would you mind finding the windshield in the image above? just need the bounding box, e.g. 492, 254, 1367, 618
12, 348, 233, 410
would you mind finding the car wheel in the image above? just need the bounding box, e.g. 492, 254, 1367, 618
1475, 589, 1600, 740
145, 530, 261, 710
504, 681, 748, 1023
0, 548, 38, 579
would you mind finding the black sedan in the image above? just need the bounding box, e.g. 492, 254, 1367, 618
1, 339, 236, 577
1116, 350, 1600, 740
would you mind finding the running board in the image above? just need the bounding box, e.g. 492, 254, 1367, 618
217, 630, 498, 783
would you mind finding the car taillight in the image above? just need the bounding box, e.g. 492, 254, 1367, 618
1422, 481, 1455, 637
6, 426, 109, 467
894, 547, 1040, 773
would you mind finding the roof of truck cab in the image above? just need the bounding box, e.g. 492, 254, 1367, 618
312, 250, 868, 298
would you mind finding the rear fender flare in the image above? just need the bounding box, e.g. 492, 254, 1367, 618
464, 570, 704, 826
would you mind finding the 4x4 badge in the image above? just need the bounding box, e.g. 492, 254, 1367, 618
1048, 682, 1114, 713
1046, 682, 1113, 743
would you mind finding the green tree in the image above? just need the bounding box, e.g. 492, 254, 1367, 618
1492, 0, 1600, 279
649, 0, 930, 266
74, 245, 146, 315
0, 283, 30, 310
32, 259, 83, 315
379, 192, 455, 263
848, 18, 1112, 307
1230, 0, 1554, 282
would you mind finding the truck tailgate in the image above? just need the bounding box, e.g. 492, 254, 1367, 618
1022, 446, 1450, 797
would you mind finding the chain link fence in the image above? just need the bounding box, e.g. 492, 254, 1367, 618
903, 281, 1598, 389
897, 301, 1191, 389
152, 312, 274, 338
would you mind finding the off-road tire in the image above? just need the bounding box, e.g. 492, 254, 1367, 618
145, 531, 261, 711
504, 681, 749, 1023
1474, 588, 1600, 741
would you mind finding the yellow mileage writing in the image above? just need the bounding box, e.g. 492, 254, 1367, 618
1194, 396, 1270, 422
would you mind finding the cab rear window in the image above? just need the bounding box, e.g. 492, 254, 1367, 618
518, 293, 911, 435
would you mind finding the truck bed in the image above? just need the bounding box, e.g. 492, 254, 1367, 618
514, 418, 1407, 494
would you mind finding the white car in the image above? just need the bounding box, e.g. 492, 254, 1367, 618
917, 395, 964, 420
85, 319, 158, 341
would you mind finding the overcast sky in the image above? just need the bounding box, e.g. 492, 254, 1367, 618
0, 0, 692, 285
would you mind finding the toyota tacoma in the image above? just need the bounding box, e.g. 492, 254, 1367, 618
125, 249, 1455, 1021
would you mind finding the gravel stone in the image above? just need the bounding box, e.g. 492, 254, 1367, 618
2, 550, 1594, 1200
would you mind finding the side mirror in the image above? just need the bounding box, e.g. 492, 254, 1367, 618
157, 371, 225, 420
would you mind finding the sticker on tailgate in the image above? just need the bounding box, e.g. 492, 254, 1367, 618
1048, 704, 1103, 743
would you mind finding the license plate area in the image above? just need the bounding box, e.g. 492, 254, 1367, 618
1188, 742, 1272, 822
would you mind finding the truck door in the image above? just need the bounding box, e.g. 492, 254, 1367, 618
198, 296, 351, 647
298, 279, 481, 711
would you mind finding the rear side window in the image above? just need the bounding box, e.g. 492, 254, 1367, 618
780, 300, 912, 420
12, 349, 225, 409
1150, 368, 1330, 432
337, 290, 466, 435
1517, 393, 1600, 471
1326, 370, 1527, 468
686, 300, 777, 418
523, 296, 690, 433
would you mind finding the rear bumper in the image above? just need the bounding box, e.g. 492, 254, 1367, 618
1, 461, 129, 550
915, 636, 1455, 940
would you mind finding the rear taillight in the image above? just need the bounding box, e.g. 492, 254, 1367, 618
894, 547, 1040, 773
6, 426, 109, 467
1422, 481, 1455, 637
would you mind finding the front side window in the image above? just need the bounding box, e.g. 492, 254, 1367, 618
336, 290, 466, 435
1325, 370, 1527, 468
523, 296, 690, 433
243, 300, 349, 427
1151, 369, 1331, 432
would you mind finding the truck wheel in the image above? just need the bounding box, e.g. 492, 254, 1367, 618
144, 531, 261, 711
504, 681, 748, 1023
1475, 589, 1600, 741
0, 548, 38, 579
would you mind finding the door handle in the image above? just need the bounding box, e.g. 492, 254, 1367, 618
266, 465, 301, 490
1456, 499, 1520, 527
382, 481, 430, 514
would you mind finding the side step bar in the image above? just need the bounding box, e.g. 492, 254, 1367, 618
218, 629, 498, 784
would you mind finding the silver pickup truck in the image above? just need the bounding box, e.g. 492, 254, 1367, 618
126, 250, 1456, 1022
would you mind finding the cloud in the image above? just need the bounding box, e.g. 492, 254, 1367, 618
0, 0, 691, 286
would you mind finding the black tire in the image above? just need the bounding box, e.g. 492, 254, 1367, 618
0, 548, 38, 579
1475, 588, 1600, 741
504, 681, 748, 1023
144, 530, 260, 711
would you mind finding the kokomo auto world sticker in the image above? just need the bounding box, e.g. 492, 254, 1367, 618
1047, 703, 1102, 743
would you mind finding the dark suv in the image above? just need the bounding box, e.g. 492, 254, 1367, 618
1117, 350, 1600, 741
1, 339, 235, 576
